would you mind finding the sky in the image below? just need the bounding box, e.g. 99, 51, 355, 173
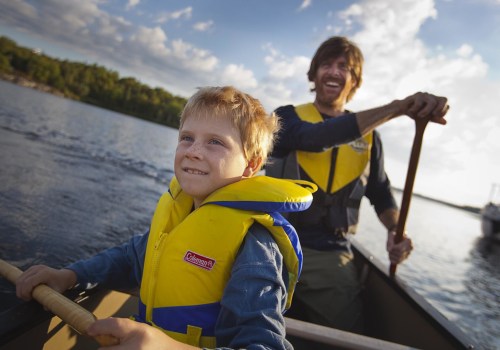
0, 0, 499, 208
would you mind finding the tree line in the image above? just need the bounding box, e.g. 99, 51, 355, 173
0, 36, 186, 129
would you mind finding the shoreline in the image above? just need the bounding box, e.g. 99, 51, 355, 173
0, 73, 66, 98
392, 187, 481, 215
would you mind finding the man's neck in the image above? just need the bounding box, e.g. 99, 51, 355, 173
313, 99, 346, 118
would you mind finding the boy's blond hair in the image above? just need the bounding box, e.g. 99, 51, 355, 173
179, 86, 280, 171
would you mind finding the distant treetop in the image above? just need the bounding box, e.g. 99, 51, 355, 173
0, 36, 187, 129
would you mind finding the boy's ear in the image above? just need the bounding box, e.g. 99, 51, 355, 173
243, 158, 263, 177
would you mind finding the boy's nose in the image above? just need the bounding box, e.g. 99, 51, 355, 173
186, 142, 202, 158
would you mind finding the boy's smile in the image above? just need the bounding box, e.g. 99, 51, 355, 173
175, 115, 251, 208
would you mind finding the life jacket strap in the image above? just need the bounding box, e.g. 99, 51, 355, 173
186, 325, 202, 346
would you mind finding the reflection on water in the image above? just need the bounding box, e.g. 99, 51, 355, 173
463, 237, 500, 348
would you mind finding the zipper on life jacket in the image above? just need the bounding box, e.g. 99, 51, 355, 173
146, 231, 168, 321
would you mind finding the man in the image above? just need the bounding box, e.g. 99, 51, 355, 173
266, 36, 449, 338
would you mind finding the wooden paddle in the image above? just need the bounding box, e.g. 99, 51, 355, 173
389, 116, 430, 277
0, 259, 119, 346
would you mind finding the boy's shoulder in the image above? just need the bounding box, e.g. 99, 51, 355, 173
237, 223, 281, 266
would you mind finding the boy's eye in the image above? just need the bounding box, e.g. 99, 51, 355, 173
208, 139, 223, 146
179, 135, 193, 142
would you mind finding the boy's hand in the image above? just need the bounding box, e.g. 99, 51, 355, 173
15, 265, 77, 301
87, 317, 199, 350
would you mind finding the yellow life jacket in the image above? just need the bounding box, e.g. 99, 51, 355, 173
266, 103, 372, 234
295, 103, 372, 194
138, 175, 316, 347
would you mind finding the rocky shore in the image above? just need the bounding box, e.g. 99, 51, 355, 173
0, 72, 66, 98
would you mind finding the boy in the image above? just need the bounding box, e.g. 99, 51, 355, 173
16, 86, 316, 349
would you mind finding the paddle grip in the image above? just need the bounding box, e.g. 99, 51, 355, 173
0, 259, 119, 346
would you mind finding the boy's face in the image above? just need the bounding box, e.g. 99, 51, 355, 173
175, 115, 252, 208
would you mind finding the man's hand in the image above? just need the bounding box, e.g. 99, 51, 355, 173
397, 92, 449, 125
386, 230, 413, 265
355, 92, 450, 135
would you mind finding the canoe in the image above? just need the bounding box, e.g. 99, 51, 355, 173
0, 241, 477, 350
285, 241, 477, 349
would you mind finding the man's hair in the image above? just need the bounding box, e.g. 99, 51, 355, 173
307, 36, 364, 102
179, 86, 280, 171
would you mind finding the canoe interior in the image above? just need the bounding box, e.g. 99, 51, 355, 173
283, 241, 476, 350
0, 242, 477, 350
0, 288, 136, 350
353, 241, 474, 349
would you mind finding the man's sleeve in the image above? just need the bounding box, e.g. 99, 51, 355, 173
272, 104, 361, 158
364, 131, 398, 215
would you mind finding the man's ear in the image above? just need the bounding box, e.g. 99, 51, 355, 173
243, 157, 263, 177
353, 73, 361, 89
351, 76, 358, 89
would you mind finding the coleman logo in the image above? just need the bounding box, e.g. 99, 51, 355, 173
184, 251, 216, 270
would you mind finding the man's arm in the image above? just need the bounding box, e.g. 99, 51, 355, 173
272, 92, 448, 157
356, 92, 449, 136
378, 207, 399, 232
272, 105, 361, 157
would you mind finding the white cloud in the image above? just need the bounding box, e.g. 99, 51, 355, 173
126, 0, 140, 10
297, 0, 312, 12
129, 26, 169, 56
155, 7, 192, 24
193, 20, 214, 32
0, 0, 37, 20
255, 44, 311, 109
170, 39, 218, 72
456, 44, 473, 57
265, 50, 310, 80
220, 64, 258, 90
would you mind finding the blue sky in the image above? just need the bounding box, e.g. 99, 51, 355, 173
1, 0, 499, 207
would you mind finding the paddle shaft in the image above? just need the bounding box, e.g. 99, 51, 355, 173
389, 118, 429, 277
0, 259, 118, 346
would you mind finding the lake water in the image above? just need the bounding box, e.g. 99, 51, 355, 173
0, 80, 498, 349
